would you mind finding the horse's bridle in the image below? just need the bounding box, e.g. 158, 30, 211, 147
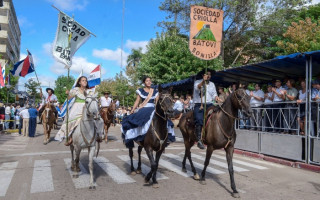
155, 93, 173, 120
85, 96, 100, 120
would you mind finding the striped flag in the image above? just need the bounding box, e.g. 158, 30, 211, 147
88, 65, 101, 88
0, 63, 4, 87
11, 50, 35, 77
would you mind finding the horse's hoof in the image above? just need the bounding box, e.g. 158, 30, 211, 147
200, 180, 206, 185
193, 174, 200, 180
89, 186, 96, 190
232, 193, 240, 198
136, 169, 142, 174
131, 171, 137, 175
152, 183, 159, 188
144, 178, 150, 184
73, 174, 79, 178
181, 168, 187, 173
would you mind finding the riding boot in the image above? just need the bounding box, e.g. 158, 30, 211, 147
195, 125, 205, 149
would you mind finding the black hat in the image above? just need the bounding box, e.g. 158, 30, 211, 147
46, 88, 54, 94
104, 91, 110, 95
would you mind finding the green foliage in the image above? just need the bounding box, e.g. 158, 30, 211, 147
126, 48, 144, 87
25, 78, 41, 104
54, 75, 75, 104
137, 32, 224, 84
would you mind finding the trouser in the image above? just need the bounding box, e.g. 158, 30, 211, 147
5, 114, 10, 129
19, 117, 23, 135
283, 104, 297, 133
250, 107, 262, 130
263, 105, 273, 131
23, 118, 29, 136
272, 103, 284, 132
29, 118, 37, 137
193, 103, 213, 127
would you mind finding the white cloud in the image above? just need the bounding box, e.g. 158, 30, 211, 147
17, 16, 32, 27
92, 48, 128, 67
50, 56, 104, 76
43, 42, 52, 56
312, 0, 320, 5
125, 40, 148, 53
47, 0, 89, 11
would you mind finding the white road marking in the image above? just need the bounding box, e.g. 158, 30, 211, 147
141, 154, 194, 178
190, 153, 249, 172
64, 158, 97, 189
0, 162, 18, 197
117, 155, 168, 180
30, 160, 54, 193
200, 152, 268, 170
164, 153, 225, 175
94, 157, 136, 184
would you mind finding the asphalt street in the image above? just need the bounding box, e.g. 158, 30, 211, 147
0, 124, 319, 200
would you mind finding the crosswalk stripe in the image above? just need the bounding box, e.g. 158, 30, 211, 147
190, 153, 249, 172
0, 161, 18, 197
30, 160, 54, 193
200, 152, 268, 170
94, 157, 136, 184
164, 153, 225, 175
214, 151, 284, 168
64, 158, 97, 189
141, 154, 194, 177
117, 155, 168, 180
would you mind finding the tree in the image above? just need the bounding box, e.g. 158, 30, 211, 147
276, 18, 320, 54
126, 48, 144, 86
54, 75, 75, 104
25, 78, 41, 104
137, 32, 223, 84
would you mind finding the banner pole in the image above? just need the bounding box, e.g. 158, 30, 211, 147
202, 61, 208, 141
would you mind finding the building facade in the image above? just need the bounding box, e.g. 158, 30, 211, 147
0, 0, 21, 66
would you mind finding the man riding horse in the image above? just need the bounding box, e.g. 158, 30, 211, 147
99, 91, 115, 142
193, 69, 220, 149
39, 88, 58, 124
100, 91, 113, 107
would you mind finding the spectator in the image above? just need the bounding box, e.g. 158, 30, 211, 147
264, 84, 274, 132
115, 99, 120, 108
173, 95, 184, 112
249, 83, 265, 131
10, 104, 16, 129
5, 104, 11, 130
20, 105, 30, 137
311, 80, 320, 136
217, 87, 227, 103
228, 82, 237, 94
282, 79, 298, 134
28, 104, 38, 137
0, 103, 4, 131
271, 80, 286, 132
297, 80, 306, 135
16, 104, 25, 135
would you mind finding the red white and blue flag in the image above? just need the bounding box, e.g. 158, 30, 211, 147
11, 50, 35, 77
88, 65, 101, 88
0, 63, 4, 87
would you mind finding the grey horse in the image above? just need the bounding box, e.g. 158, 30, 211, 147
69, 92, 104, 190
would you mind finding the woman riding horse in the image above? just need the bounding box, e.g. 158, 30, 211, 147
55, 76, 103, 145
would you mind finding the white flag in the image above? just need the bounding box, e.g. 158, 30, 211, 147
52, 12, 91, 67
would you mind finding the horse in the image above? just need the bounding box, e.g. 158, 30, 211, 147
100, 102, 116, 142
41, 103, 56, 145
179, 88, 252, 198
127, 86, 175, 188
69, 92, 103, 190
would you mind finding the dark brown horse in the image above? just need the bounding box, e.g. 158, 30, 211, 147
179, 89, 252, 198
128, 86, 175, 188
100, 102, 116, 142
41, 103, 56, 145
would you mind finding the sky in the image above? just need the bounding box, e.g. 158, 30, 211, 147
12, 0, 320, 91
13, 0, 167, 90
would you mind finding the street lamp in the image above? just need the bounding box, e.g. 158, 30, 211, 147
126, 90, 130, 107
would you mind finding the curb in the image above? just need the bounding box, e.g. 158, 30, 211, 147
234, 149, 320, 173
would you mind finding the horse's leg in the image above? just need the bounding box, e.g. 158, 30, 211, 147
74, 145, 82, 173
88, 146, 96, 190
104, 124, 108, 143
70, 144, 76, 171
200, 145, 214, 185
42, 122, 47, 145
225, 145, 240, 198
182, 141, 188, 172
136, 145, 143, 174
151, 149, 163, 188
187, 145, 200, 180
129, 147, 136, 175
144, 147, 155, 184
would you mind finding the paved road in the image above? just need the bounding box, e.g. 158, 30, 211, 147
0, 124, 319, 200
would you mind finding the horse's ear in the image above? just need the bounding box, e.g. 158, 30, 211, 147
158, 85, 162, 93
168, 87, 173, 94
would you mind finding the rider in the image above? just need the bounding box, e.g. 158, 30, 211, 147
100, 91, 113, 108
193, 69, 219, 149
39, 88, 58, 124
54, 76, 102, 145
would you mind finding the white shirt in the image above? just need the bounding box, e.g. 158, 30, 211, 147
5, 106, 11, 115
264, 92, 273, 103
173, 100, 184, 111
115, 100, 120, 107
273, 87, 285, 102
299, 90, 306, 101
20, 109, 30, 119
193, 80, 218, 104
42, 93, 58, 103
100, 96, 113, 107
250, 90, 264, 107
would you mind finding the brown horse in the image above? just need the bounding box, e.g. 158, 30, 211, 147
127, 86, 175, 188
41, 103, 56, 145
179, 89, 252, 198
100, 102, 116, 142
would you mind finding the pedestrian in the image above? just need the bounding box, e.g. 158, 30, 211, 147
20, 105, 30, 137
282, 79, 298, 134
193, 69, 218, 149
10, 104, 16, 129
5, 104, 11, 130
16, 104, 25, 135
28, 104, 38, 137
249, 83, 264, 131
173, 95, 184, 112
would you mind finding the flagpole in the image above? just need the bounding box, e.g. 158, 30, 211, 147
26, 49, 41, 88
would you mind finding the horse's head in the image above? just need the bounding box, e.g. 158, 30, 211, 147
233, 89, 252, 118
109, 102, 116, 114
43, 103, 53, 120
156, 86, 175, 118
85, 92, 100, 119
